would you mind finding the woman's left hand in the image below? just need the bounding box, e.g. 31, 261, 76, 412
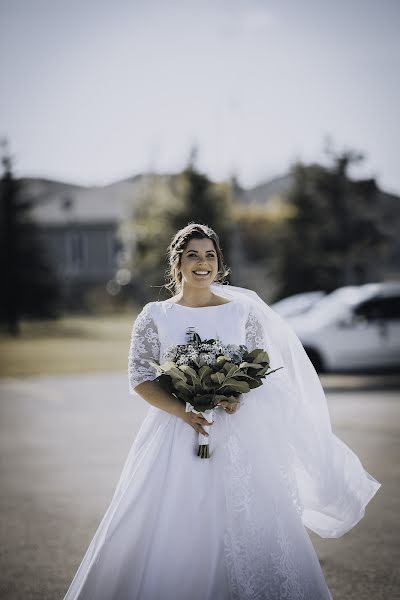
217, 396, 241, 414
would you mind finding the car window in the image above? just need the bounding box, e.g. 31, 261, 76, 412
355, 296, 400, 321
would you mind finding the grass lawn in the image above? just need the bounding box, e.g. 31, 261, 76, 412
0, 314, 136, 378
3, 315, 397, 390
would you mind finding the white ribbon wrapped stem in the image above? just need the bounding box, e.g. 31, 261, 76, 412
185, 402, 214, 447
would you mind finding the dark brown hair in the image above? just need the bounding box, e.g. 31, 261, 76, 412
165, 223, 231, 295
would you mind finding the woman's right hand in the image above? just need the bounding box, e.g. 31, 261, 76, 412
181, 411, 213, 437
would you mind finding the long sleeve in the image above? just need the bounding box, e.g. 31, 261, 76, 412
128, 303, 161, 394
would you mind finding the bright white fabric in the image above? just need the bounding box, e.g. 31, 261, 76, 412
63, 285, 380, 600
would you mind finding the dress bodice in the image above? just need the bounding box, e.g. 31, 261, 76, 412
128, 299, 264, 393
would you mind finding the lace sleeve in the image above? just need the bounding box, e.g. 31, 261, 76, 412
245, 310, 265, 351
128, 303, 161, 394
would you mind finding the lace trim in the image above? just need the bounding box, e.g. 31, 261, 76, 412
279, 461, 304, 519
270, 509, 308, 600
245, 310, 264, 351
128, 303, 161, 391
222, 313, 324, 599
222, 421, 322, 599
222, 422, 270, 600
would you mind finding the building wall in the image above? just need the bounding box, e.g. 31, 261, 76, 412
35, 222, 121, 310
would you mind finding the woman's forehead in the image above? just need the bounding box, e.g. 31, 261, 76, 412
185, 239, 216, 252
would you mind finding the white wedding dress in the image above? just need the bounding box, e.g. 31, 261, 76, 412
63, 296, 380, 600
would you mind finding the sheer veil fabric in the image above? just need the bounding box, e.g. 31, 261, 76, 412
209, 282, 381, 538
62, 282, 380, 600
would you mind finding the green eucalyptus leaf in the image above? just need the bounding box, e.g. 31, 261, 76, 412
224, 364, 241, 378
246, 349, 262, 359
167, 366, 187, 382
191, 394, 215, 411
210, 372, 226, 384
248, 380, 263, 389
216, 355, 231, 365
155, 373, 175, 393
179, 365, 201, 386
178, 365, 197, 377
218, 379, 250, 393
175, 380, 194, 395
256, 366, 269, 376
199, 365, 213, 380
174, 388, 192, 402
159, 360, 178, 371
234, 373, 258, 381
254, 351, 269, 364
214, 394, 231, 403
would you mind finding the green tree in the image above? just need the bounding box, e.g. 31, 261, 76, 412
276, 151, 388, 298
119, 150, 233, 304
0, 139, 61, 334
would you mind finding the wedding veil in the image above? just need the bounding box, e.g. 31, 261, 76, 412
210, 282, 381, 538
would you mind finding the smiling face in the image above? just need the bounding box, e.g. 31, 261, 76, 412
178, 238, 219, 289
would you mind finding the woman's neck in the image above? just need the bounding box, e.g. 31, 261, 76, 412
174, 287, 217, 307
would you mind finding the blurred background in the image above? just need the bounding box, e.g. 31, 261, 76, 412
0, 1, 399, 599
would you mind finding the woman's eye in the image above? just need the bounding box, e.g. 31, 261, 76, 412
188, 254, 215, 258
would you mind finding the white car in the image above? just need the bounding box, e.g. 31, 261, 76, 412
271, 291, 326, 318
284, 283, 400, 372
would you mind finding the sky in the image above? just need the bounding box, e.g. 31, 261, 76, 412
1, 0, 399, 193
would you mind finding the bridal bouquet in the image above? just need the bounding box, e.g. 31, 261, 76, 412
147, 330, 282, 459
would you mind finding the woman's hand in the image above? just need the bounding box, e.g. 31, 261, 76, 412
182, 411, 213, 437
217, 395, 241, 414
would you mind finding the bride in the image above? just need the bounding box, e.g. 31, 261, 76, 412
62, 222, 380, 600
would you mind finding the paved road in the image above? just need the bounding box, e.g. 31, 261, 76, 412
0, 373, 399, 600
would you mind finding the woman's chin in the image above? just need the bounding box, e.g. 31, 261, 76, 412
192, 279, 211, 287
191, 272, 213, 281
185, 275, 214, 287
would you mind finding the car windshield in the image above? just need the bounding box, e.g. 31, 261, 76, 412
303, 286, 381, 321
272, 291, 324, 317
